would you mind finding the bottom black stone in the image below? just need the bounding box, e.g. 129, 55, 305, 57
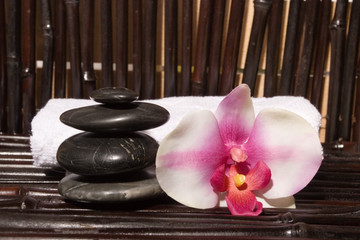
58, 166, 164, 203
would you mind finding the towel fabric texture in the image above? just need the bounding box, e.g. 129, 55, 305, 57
30, 96, 322, 167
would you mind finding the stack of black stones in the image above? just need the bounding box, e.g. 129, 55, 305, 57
56, 87, 170, 204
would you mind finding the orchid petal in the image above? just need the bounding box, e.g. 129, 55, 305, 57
226, 166, 262, 216
246, 161, 271, 191
210, 164, 228, 192
156, 110, 227, 209
226, 194, 263, 216
215, 84, 255, 146
244, 109, 323, 199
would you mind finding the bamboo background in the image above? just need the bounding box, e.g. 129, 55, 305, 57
33, 0, 337, 142
1, 0, 358, 143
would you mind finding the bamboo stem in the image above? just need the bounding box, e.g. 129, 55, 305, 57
115, 0, 128, 88
279, 0, 301, 95
293, 0, 319, 97
311, 0, 331, 110
54, 0, 66, 98
218, 0, 245, 95
6, 0, 22, 134
81, 0, 96, 97
326, 0, 348, 142
64, 0, 83, 98
264, 0, 283, 97
206, 0, 226, 96
100, 0, 113, 88
164, 0, 177, 97
191, 0, 213, 96
0, 0, 7, 132
242, 0, 272, 95
39, 0, 54, 108
180, 0, 192, 96
141, 0, 157, 99
132, 0, 142, 94
339, 0, 360, 141
21, 0, 36, 134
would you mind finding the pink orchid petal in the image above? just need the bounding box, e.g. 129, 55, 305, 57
246, 161, 271, 191
226, 196, 263, 216
210, 163, 228, 192
226, 166, 262, 216
156, 110, 227, 209
215, 84, 255, 146
244, 109, 323, 199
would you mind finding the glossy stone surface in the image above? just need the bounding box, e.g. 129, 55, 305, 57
60, 102, 169, 132
90, 87, 138, 104
58, 167, 164, 203
57, 132, 159, 176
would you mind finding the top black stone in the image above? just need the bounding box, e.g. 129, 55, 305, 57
90, 87, 139, 104
60, 102, 170, 133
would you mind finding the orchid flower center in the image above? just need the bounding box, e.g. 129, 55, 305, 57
230, 147, 247, 163
234, 174, 246, 188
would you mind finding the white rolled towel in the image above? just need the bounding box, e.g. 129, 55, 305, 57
30, 96, 321, 167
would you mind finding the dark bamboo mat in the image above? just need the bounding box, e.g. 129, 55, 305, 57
0, 135, 359, 239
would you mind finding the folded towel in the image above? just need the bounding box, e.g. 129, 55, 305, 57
30, 96, 321, 167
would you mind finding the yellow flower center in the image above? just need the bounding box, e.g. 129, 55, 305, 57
234, 174, 246, 188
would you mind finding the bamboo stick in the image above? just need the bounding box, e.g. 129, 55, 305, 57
206, 0, 226, 96
264, 0, 283, 97
293, 0, 319, 97
141, 0, 157, 99
81, 0, 96, 98
279, 0, 301, 95
132, 0, 142, 95
21, 0, 36, 134
164, 0, 177, 97
311, 0, 331, 110
39, 0, 54, 108
64, 0, 83, 98
353, 55, 360, 151
180, 0, 192, 96
326, 0, 348, 142
218, 0, 245, 95
191, 0, 213, 96
115, 0, 128, 88
339, 0, 360, 141
54, 0, 66, 98
6, 0, 22, 134
0, 0, 7, 132
100, 0, 113, 88
242, 0, 272, 95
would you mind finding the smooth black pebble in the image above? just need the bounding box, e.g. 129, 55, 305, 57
90, 87, 139, 104
60, 102, 169, 133
58, 167, 164, 203
56, 132, 159, 176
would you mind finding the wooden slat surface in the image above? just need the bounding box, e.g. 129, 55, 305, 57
0, 135, 359, 239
